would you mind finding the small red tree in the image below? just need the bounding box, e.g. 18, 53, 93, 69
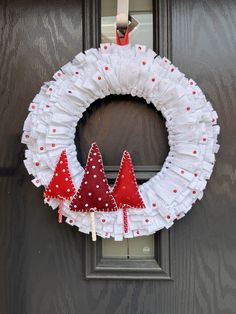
112, 151, 145, 233
70, 143, 117, 241
44, 150, 76, 223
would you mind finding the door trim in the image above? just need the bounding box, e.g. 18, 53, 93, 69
85, 229, 172, 280
153, 0, 172, 58
82, 0, 101, 49
82, 0, 173, 280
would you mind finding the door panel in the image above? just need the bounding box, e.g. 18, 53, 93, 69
0, 0, 236, 314
76, 95, 168, 166
171, 1, 236, 313
0, 1, 84, 313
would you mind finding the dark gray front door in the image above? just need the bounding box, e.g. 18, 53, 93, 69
0, 1, 235, 313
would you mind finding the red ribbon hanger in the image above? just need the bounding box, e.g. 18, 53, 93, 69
116, 27, 129, 45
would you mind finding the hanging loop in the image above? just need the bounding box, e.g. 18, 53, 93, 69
116, 0, 129, 28
116, 0, 129, 45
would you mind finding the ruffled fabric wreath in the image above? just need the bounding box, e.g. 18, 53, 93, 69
22, 43, 220, 240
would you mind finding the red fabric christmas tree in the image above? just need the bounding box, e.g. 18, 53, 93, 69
112, 151, 145, 233
44, 149, 76, 223
70, 143, 117, 241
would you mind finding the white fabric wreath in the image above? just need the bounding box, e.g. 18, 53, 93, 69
22, 43, 220, 240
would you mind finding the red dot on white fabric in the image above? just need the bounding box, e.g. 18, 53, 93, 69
142, 61, 146, 65
49, 88, 53, 92
192, 91, 196, 95
105, 66, 109, 71
186, 107, 190, 111
145, 219, 149, 223
194, 173, 198, 177
102, 218, 106, 223
56, 185, 59, 188
193, 150, 197, 154
173, 189, 177, 193
181, 170, 185, 174
136, 230, 140, 235
65, 178, 68, 181
152, 78, 155, 82
97, 76, 101, 80
40, 147, 44, 151
152, 203, 157, 208
35, 162, 39, 166
167, 215, 171, 219
51, 144, 55, 148
52, 128, 56, 133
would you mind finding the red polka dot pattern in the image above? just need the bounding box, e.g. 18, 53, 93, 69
70, 143, 117, 213
44, 150, 76, 201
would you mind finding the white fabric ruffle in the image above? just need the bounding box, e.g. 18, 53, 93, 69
22, 43, 220, 240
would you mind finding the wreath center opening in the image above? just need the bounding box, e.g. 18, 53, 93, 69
75, 94, 169, 182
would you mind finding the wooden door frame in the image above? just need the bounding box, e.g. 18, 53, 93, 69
82, 0, 101, 49
82, 0, 172, 56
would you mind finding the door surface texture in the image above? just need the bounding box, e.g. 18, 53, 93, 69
0, 0, 236, 314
